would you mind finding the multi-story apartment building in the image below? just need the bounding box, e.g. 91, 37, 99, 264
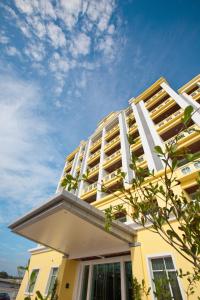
10, 75, 200, 300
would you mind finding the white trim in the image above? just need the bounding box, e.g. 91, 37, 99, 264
44, 266, 59, 296
25, 268, 40, 295
146, 253, 185, 300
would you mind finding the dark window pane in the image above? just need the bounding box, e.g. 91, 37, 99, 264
153, 271, 171, 300
164, 257, 174, 270
125, 261, 133, 300
151, 258, 164, 270
91, 263, 121, 300
81, 265, 89, 300
168, 271, 183, 300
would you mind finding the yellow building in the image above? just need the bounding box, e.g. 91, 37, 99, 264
9, 75, 200, 300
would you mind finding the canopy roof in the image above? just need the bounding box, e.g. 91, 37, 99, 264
9, 191, 136, 259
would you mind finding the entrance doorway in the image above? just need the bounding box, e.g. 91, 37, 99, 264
75, 255, 132, 300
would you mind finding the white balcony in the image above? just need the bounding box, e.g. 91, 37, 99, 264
103, 168, 122, 183
83, 182, 98, 193
104, 149, 121, 163
156, 109, 183, 129
165, 124, 198, 146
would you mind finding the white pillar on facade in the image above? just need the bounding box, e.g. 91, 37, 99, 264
118, 111, 134, 186
55, 161, 68, 193
131, 101, 164, 172
77, 139, 92, 197
161, 82, 200, 126
97, 128, 106, 200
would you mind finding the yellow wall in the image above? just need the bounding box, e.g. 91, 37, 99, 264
16, 249, 77, 300
131, 221, 200, 299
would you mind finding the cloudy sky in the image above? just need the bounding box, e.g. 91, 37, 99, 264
0, 0, 200, 274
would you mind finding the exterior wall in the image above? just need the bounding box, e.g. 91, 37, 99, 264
16, 250, 63, 300
131, 221, 200, 300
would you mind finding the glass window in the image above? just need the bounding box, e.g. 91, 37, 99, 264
125, 261, 133, 300
45, 267, 58, 295
150, 256, 182, 300
26, 269, 39, 294
81, 265, 89, 300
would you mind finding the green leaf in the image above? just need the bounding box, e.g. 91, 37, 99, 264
154, 146, 164, 155
182, 105, 194, 124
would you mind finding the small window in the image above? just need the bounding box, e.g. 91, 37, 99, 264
45, 267, 58, 295
26, 269, 39, 294
150, 256, 183, 300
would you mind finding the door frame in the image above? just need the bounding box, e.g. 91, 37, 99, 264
73, 255, 131, 300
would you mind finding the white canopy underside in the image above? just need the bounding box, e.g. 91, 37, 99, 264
9, 191, 135, 259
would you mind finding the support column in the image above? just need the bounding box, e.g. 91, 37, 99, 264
97, 128, 106, 200
56, 161, 68, 193
131, 101, 164, 172
161, 82, 200, 126
77, 139, 92, 197
130, 242, 149, 300
70, 144, 84, 177
118, 111, 134, 186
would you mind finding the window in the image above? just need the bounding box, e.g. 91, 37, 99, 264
26, 269, 39, 294
114, 211, 127, 223
150, 256, 182, 300
45, 267, 58, 295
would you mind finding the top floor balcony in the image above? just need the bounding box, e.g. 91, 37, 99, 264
145, 89, 166, 108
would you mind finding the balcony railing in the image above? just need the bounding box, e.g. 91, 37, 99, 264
105, 136, 120, 149
179, 161, 200, 175
83, 182, 98, 193
165, 125, 198, 146
157, 109, 183, 129
90, 138, 102, 150
129, 124, 137, 132
146, 89, 164, 105
150, 98, 172, 114
106, 124, 119, 137
104, 149, 121, 163
88, 149, 101, 161
65, 160, 73, 170
103, 168, 122, 183
89, 164, 99, 174
191, 87, 200, 97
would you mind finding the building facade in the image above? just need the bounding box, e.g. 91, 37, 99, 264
10, 75, 200, 300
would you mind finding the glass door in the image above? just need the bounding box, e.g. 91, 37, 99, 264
78, 256, 132, 300
91, 262, 121, 300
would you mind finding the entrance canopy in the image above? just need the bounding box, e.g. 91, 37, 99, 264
9, 191, 136, 259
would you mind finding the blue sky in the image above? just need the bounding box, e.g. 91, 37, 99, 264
0, 0, 200, 275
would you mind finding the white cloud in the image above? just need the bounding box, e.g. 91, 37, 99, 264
26, 15, 46, 39
0, 31, 9, 44
58, 0, 82, 30
6, 46, 21, 57
47, 22, 66, 48
70, 33, 91, 57
97, 35, 115, 60
24, 42, 45, 61
0, 71, 61, 218
15, 0, 35, 15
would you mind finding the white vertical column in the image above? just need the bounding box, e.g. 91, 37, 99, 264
97, 128, 106, 200
161, 82, 200, 126
55, 161, 68, 193
77, 139, 92, 197
70, 144, 84, 177
118, 111, 134, 186
131, 101, 164, 172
